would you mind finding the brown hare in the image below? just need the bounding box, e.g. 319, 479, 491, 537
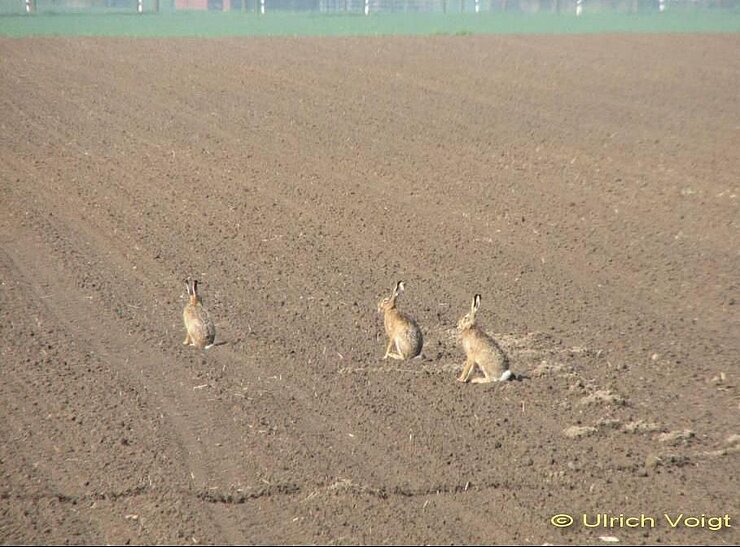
377, 280, 423, 360
457, 294, 512, 383
182, 278, 216, 350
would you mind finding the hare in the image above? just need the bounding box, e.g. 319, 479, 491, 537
377, 280, 423, 360
182, 278, 216, 350
457, 294, 512, 383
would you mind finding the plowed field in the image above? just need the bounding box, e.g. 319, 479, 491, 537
1, 34, 738, 545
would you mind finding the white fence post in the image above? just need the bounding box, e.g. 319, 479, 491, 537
260, 0, 265, 13
659, 0, 665, 11
364, 0, 369, 15
475, 0, 479, 12
25, 0, 31, 13
576, 0, 582, 16
137, 0, 143, 13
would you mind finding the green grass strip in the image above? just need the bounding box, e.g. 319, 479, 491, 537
0, 10, 738, 38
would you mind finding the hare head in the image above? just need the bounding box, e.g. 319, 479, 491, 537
184, 278, 202, 306
457, 293, 481, 332
378, 280, 405, 314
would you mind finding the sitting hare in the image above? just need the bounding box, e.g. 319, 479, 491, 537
183, 278, 216, 350
457, 294, 512, 383
377, 280, 423, 360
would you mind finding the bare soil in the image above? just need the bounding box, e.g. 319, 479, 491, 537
1, 34, 738, 545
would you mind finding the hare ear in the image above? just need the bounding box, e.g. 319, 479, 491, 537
395, 280, 405, 294
192, 279, 199, 296
184, 279, 192, 295
472, 294, 481, 312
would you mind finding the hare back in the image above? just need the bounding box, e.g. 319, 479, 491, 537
394, 321, 424, 359
184, 304, 216, 347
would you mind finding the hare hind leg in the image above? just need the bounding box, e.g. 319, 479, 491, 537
470, 365, 497, 384
183, 331, 192, 346
470, 375, 495, 384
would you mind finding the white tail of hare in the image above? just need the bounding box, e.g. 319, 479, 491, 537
377, 280, 423, 360
457, 294, 512, 383
183, 278, 216, 350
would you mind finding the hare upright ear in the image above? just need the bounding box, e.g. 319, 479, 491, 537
395, 280, 405, 295
472, 294, 481, 313
184, 279, 192, 295
192, 279, 199, 296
